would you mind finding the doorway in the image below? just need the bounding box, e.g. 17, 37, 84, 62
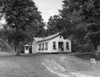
58, 42, 64, 51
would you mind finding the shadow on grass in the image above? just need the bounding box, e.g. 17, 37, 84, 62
72, 53, 97, 60
72, 52, 100, 61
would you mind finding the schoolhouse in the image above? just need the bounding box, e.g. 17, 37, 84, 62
32, 33, 71, 53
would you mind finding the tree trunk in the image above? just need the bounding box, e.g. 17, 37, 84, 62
16, 45, 20, 56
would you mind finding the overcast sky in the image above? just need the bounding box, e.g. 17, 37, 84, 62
34, 0, 62, 22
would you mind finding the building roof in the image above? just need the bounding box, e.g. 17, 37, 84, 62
34, 33, 60, 43
24, 44, 30, 46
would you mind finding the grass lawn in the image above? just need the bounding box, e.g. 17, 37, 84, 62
0, 52, 58, 77
0, 52, 100, 77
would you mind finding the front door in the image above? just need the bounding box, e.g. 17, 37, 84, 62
58, 42, 64, 51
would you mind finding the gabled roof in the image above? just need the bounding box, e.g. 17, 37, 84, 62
24, 44, 30, 46
34, 38, 43, 41
34, 33, 60, 43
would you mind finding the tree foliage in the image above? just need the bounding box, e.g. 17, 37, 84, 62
60, 0, 100, 51
46, 15, 61, 36
0, 0, 43, 55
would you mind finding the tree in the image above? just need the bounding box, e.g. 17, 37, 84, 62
0, 0, 43, 55
35, 22, 46, 37
48, 0, 100, 52
46, 15, 61, 36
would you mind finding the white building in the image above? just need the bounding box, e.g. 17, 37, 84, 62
24, 44, 30, 54
32, 33, 71, 53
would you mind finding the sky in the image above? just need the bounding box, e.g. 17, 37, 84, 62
33, 0, 63, 22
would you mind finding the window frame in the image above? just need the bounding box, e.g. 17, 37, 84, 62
53, 42, 56, 50
38, 44, 41, 50
66, 42, 69, 50
42, 43, 44, 50
45, 42, 48, 50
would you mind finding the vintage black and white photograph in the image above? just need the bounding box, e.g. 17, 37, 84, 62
0, 0, 99, 77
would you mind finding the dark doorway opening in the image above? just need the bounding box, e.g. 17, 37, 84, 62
58, 42, 64, 51
29, 46, 32, 54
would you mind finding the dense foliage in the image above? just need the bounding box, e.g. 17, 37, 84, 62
0, 0, 44, 55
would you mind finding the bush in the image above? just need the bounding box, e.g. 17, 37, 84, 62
72, 40, 94, 53
0, 38, 13, 52
74, 53, 96, 60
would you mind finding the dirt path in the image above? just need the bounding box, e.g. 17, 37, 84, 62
41, 56, 99, 77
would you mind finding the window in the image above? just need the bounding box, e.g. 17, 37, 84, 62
42, 43, 44, 50
53, 42, 56, 50
45, 42, 48, 50
66, 42, 69, 50
39, 44, 41, 50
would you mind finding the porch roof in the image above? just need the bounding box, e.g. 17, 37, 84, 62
24, 44, 30, 47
